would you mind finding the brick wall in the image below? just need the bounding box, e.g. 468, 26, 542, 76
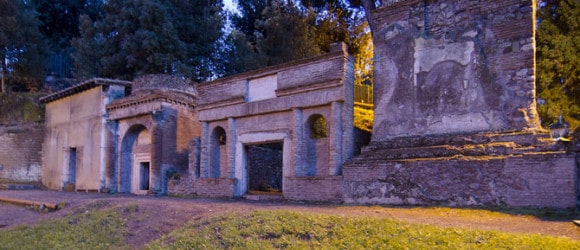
285, 176, 342, 202
0, 124, 44, 182
194, 178, 236, 198
343, 152, 577, 208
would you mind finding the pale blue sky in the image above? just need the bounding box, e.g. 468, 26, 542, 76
224, 0, 237, 11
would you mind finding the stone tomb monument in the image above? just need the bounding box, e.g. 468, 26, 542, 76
343, 0, 577, 207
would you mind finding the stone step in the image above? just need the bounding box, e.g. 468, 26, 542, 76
243, 193, 285, 201
360, 142, 518, 160
0, 183, 38, 190
364, 130, 553, 151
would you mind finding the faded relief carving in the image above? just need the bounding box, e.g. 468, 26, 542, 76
416, 61, 469, 115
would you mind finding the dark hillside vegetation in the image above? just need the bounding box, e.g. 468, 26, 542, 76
0, 93, 44, 125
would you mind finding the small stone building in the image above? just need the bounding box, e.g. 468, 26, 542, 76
40, 78, 130, 191
40, 76, 199, 194
189, 43, 355, 201
106, 75, 200, 194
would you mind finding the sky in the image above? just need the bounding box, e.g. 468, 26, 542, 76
224, 0, 237, 12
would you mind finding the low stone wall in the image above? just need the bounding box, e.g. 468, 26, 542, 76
194, 178, 236, 198
343, 152, 577, 208
285, 176, 343, 202
0, 124, 44, 182
167, 173, 196, 196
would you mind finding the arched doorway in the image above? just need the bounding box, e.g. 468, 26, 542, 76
120, 124, 151, 194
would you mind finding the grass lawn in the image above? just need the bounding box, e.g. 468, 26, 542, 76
0, 201, 132, 250
1, 204, 578, 249
148, 210, 579, 249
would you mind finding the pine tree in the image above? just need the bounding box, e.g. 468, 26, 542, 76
32, 0, 103, 78
255, 0, 320, 66
0, 0, 46, 93
536, 0, 580, 132
72, 0, 224, 81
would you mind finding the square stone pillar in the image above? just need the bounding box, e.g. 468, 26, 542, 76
292, 108, 304, 176
329, 101, 343, 175
200, 122, 209, 178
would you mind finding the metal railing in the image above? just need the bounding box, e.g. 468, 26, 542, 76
354, 84, 373, 105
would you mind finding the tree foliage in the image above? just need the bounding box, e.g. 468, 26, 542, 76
32, 0, 102, 51
0, 0, 46, 93
72, 0, 224, 81
536, 0, 580, 132
223, 0, 373, 86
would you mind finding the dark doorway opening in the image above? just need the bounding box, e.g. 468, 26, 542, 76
139, 162, 150, 191
246, 142, 283, 195
65, 147, 77, 191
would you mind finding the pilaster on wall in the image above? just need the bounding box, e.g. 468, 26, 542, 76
200, 122, 209, 178
105, 120, 119, 192
329, 101, 343, 175
227, 117, 237, 178
292, 108, 304, 176
150, 124, 163, 194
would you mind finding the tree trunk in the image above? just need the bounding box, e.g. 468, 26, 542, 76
1, 52, 6, 94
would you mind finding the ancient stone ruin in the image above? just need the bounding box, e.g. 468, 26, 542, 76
342, 0, 576, 207
27, 0, 577, 208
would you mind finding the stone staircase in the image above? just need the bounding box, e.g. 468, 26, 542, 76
351, 130, 562, 163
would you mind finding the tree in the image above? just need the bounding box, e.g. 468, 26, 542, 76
72, 0, 224, 81
230, 0, 271, 45
255, 1, 321, 66
71, 15, 101, 79
0, 0, 46, 93
32, 0, 103, 78
536, 0, 580, 132
223, 0, 372, 79
32, 0, 102, 51
303, 1, 373, 85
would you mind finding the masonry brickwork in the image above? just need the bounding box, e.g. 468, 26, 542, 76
188, 43, 357, 200
32, 0, 578, 208
343, 0, 578, 208
0, 124, 44, 182
107, 75, 200, 195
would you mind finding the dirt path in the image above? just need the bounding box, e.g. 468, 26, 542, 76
1, 190, 578, 248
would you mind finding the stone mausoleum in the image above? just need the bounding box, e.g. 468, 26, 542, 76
343, 0, 577, 207
34, 0, 578, 208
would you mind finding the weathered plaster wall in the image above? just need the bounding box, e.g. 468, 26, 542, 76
41, 80, 128, 191
370, 0, 540, 140
0, 124, 44, 182
43, 87, 106, 190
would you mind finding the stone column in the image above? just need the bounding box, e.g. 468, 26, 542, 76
150, 123, 163, 194
292, 108, 303, 176
200, 122, 209, 178
189, 137, 201, 178
330, 101, 343, 175
105, 120, 119, 192
227, 117, 237, 178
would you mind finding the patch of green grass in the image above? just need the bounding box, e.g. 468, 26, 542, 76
0, 202, 134, 249
147, 210, 580, 250
354, 106, 373, 132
